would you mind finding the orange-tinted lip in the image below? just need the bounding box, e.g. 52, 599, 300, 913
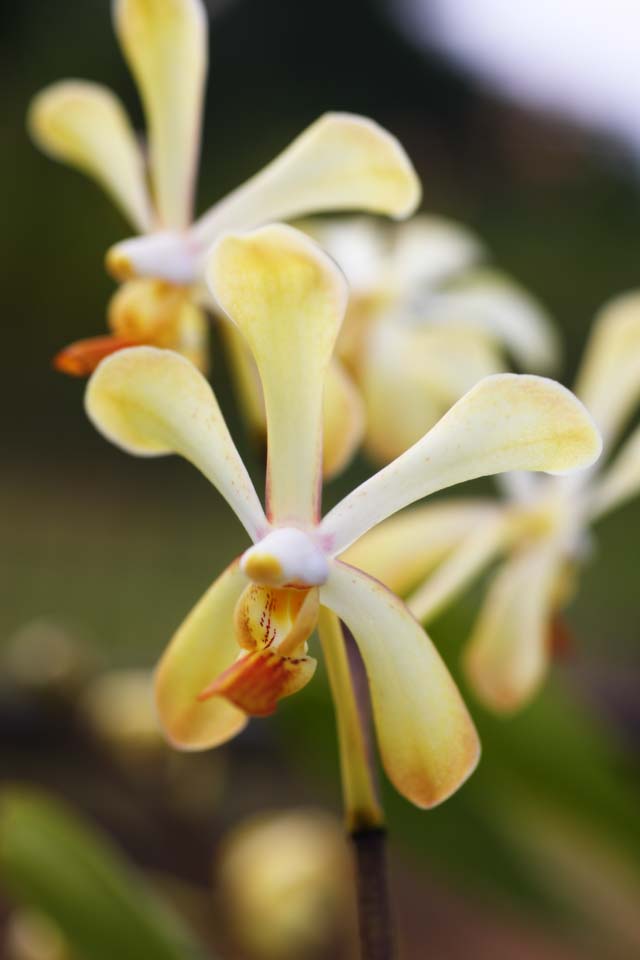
53, 334, 140, 377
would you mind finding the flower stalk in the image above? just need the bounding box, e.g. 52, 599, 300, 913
318, 608, 393, 959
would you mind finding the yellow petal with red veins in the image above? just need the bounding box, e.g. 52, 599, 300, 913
322, 360, 365, 480
85, 346, 267, 541
208, 225, 347, 525
463, 540, 562, 713
192, 113, 421, 248
321, 374, 602, 555
27, 81, 152, 232
199, 650, 317, 717
321, 561, 479, 808
233, 585, 319, 653
200, 584, 319, 716
53, 334, 139, 377
114, 0, 207, 228
155, 561, 248, 750
574, 290, 640, 449
341, 500, 498, 597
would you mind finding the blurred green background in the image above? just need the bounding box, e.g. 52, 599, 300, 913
3, 0, 640, 957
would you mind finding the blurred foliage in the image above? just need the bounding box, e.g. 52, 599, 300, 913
0, 787, 209, 960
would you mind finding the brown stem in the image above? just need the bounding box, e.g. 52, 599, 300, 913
351, 826, 394, 960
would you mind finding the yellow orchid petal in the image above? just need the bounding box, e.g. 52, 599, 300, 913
463, 540, 562, 713
27, 81, 152, 232
359, 318, 503, 463
425, 268, 559, 374
408, 509, 515, 624
574, 290, 640, 448
114, 0, 207, 228
322, 360, 365, 480
208, 225, 347, 525
321, 561, 480, 808
589, 423, 640, 520
85, 346, 267, 541
192, 113, 421, 248
340, 499, 497, 597
155, 561, 248, 749
321, 374, 602, 554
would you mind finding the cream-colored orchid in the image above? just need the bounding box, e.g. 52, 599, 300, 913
346, 291, 640, 714
304, 215, 560, 463
85, 225, 600, 811
27, 0, 419, 413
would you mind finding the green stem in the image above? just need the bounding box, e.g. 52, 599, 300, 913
318, 609, 393, 960
318, 608, 383, 832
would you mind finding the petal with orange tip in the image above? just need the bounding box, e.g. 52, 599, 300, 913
85, 346, 267, 541
321, 561, 480, 808
114, 0, 207, 229
28, 81, 152, 232
463, 539, 562, 714
208, 225, 347, 525
155, 560, 248, 750
192, 113, 421, 248
53, 334, 139, 377
199, 649, 317, 717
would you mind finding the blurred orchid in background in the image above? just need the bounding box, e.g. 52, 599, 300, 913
27, 0, 419, 473
347, 291, 640, 713
218, 809, 353, 960
85, 223, 600, 812
304, 215, 559, 462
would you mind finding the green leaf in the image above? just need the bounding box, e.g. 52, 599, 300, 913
0, 786, 209, 960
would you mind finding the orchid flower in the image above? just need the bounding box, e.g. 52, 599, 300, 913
27, 0, 419, 471
85, 225, 600, 810
305, 215, 560, 463
346, 291, 640, 714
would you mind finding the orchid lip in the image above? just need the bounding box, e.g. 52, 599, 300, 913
240, 527, 329, 588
